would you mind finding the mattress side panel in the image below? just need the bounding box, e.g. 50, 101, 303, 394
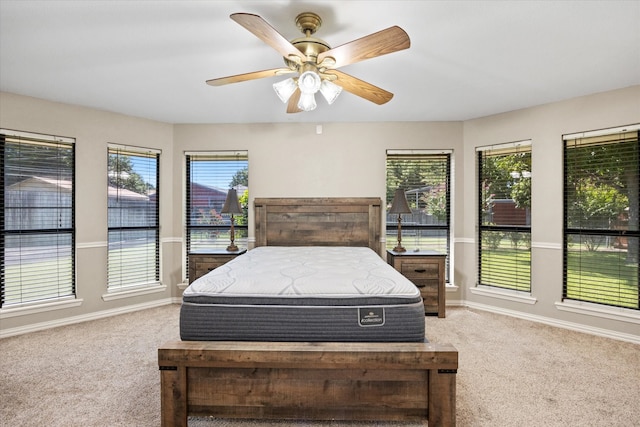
179, 301, 425, 342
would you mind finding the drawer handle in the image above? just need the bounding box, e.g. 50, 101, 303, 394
415, 283, 426, 288
414, 269, 426, 273
207, 267, 215, 271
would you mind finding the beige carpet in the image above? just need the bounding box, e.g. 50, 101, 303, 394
1, 305, 638, 426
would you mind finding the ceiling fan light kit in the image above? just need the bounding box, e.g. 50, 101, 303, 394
207, 12, 410, 113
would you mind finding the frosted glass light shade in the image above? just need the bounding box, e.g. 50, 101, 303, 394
273, 78, 297, 103
298, 70, 321, 94
319, 80, 342, 104
297, 92, 317, 111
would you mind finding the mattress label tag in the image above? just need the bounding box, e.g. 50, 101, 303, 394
358, 307, 385, 327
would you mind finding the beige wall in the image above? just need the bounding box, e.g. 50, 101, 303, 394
1, 86, 639, 342
0, 93, 177, 333
460, 85, 640, 340
172, 121, 463, 248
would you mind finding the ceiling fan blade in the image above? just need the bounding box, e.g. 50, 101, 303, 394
317, 26, 410, 69
231, 13, 306, 63
286, 88, 303, 113
327, 70, 394, 105
206, 68, 294, 86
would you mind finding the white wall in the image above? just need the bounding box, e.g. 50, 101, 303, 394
1, 86, 639, 342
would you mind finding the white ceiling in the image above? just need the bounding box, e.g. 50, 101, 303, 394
1, 1, 639, 124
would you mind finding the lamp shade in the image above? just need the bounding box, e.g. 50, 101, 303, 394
389, 189, 412, 214
273, 77, 297, 103
319, 79, 342, 105
221, 188, 243, 214
297, 91, 317, 111
298, 70, 321, 94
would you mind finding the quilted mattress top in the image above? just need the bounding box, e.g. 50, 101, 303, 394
183, 246, 420, 302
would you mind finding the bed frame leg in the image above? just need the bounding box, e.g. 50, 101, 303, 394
160, 366, 187, 427
428, 368, 457, 426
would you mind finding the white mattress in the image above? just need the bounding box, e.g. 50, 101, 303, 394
180, 246, 425, 342
183, 246, 421, 302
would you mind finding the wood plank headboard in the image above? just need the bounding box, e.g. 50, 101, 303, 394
254, 197, 382, 254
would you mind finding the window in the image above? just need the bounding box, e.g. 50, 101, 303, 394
477, 141, 531, 291
107, 145, 160, 290
386, 150, 451, 280
1, 129, 75, 307
185, 151, 248, 273
564, 125, 639, 310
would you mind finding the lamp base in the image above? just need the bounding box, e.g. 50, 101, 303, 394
226, 244, 239, 252
393, 245, 406, 253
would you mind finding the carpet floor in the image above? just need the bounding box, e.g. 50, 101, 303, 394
1, 305, 638, 426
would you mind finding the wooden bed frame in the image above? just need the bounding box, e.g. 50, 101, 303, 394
159, 197, 458, 426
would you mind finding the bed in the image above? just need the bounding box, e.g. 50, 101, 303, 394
159, 197, 458, 426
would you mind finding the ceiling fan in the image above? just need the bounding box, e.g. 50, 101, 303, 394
206, 12, 410, 113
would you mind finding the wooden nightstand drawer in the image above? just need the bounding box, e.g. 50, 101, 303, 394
419, 286, 439, 314
192, 259, 225, 279
412, 278, 440, 289
399, 262, 440, 279
188, 249, 247, 284
192, 256, 228, 268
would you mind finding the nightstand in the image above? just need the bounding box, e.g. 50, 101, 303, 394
188, 248, 247, 284
387, 249, 446, 317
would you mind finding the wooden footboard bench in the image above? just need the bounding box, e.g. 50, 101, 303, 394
159, 340, 458, 426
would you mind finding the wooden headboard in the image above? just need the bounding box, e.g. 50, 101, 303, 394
254, 197, 382, 254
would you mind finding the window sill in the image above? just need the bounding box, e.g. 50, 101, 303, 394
555, 300, 640, 325
102, 282, 167, 302
470, 285, 537, 305
0, 297, 83, 319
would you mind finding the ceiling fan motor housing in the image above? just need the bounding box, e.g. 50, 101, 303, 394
284, 12, 331, 70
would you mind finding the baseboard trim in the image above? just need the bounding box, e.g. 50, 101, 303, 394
0, 298, 180, 339
463, 300, 640, 345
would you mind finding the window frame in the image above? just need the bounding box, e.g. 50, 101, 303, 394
185, 151, 249, 279
385, 149, 452, 281
563, 125, 639, 310
107, 144, 161, 291
476, 140, 532, 292
1, 129, 76, 308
